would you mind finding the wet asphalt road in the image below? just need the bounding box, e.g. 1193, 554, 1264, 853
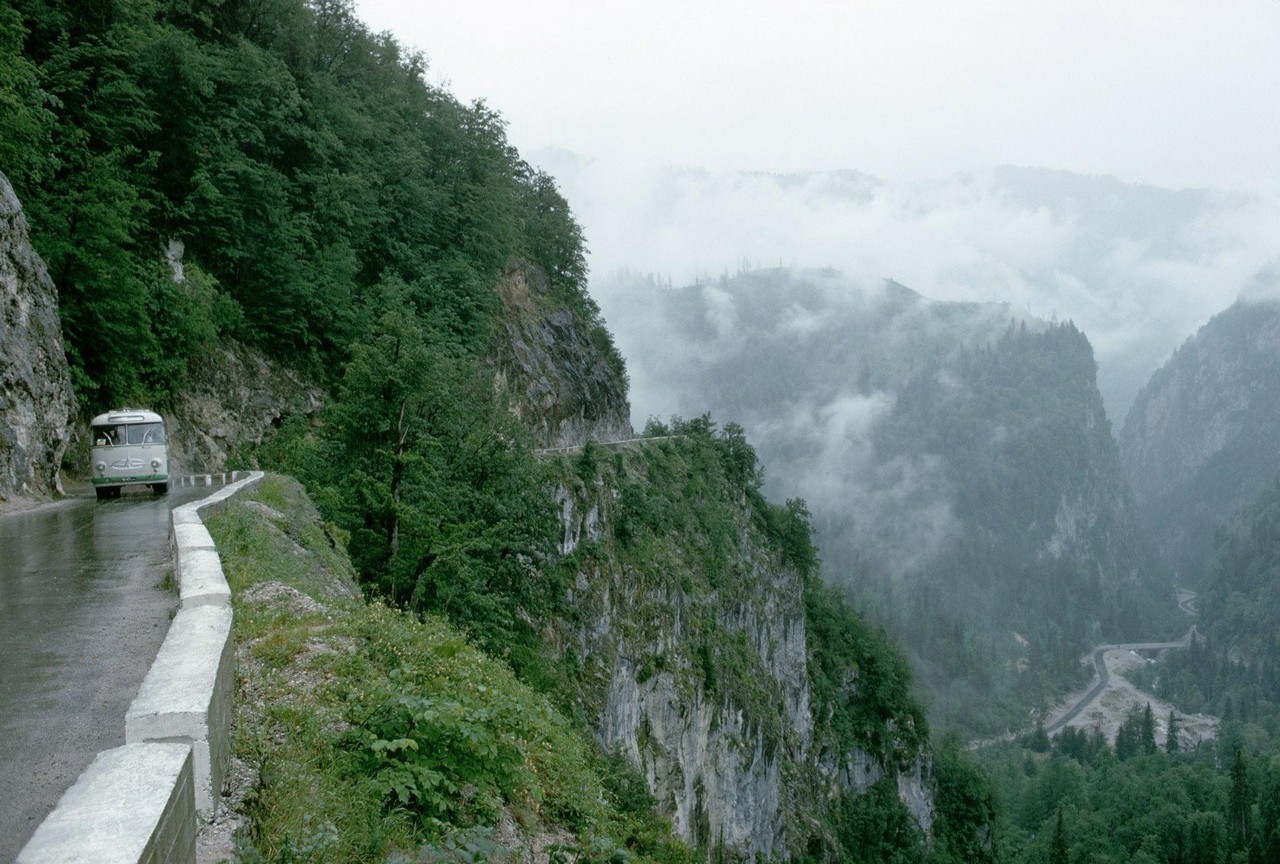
0, 484, 207, 861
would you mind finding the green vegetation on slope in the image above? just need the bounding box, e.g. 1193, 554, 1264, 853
975, 473, 1280, 864
1198, 479, 1280, 670
1128, 479, 1280, 733
258, 279, 565, 669
561, 417, 928, 766
3, 0, 620, 411
207, 474, 692, 863
550, 419, 996, 862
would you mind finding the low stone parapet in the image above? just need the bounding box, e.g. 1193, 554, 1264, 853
18, 470, 265, 863
16, 743, 195, 864
125, 604, 235, 816
173, 547, 231, 609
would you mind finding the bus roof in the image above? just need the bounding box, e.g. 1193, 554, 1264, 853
90, 408, 165, 425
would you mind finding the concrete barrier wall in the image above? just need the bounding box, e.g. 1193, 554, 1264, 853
18, 471, 264, 864
125, 605, 235, 814
17, 744, 196, 864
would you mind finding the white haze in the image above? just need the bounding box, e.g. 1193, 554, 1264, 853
356, 0, 1280, 195
535, 154, 1280, 424
350, 0, 1280, 423
597, 267, 1022, 570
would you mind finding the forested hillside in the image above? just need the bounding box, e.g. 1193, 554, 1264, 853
1134, 479, 1280, 722
1, 0, 619, 415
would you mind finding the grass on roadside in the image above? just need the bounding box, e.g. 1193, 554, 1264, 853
205, 474, 692, 864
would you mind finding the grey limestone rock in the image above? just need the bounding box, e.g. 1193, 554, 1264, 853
0, 171, 75, 499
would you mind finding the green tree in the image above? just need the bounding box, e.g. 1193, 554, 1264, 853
930, 735, 998, 864
1140, 702, 1157, 755
1028, 718, 1051, 753
1184, 810, 1226, 864
0, 6, 55, 191
1228, 747, 1251, 855
1049, 806, 1069, 864
311, 281, 558, 656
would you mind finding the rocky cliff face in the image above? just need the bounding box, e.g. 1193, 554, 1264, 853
552, 439, 935, 860
167, 343, 323, 474
0, 171, 75, 501
558, 485, 809, 856
1120, 298, 1280, 581
489, 264, 632, 449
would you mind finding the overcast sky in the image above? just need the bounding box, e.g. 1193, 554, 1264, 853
355, 0, 1280, 423
356, 0, 1280, 193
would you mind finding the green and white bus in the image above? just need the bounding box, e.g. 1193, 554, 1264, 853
90, 409, 169, 498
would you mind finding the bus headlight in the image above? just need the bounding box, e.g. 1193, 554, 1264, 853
151, 458, 161, 469
96, 462, 106, 473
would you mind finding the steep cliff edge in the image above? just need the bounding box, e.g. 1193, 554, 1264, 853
1119, 299, 1280, 581
0, 171, 74, 501
489, 263, 632, 448
549, 428, 942, 860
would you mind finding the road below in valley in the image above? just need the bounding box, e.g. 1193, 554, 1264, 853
1044, 624, 1199, 738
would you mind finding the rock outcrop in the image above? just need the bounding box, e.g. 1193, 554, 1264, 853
168, 343, 323, 474
489, 263, 632, 449
0, 171, 75, 500
553, 442, 935, 860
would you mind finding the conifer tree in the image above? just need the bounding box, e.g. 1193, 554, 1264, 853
1166, 710, 1180, 753
1050, 807, 1069, 864
1140, 702, 1157, 755
1229, 747, 1251, 854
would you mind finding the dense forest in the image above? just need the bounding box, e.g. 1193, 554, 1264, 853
971, 475, 1280, 864
1, 0, 617, 414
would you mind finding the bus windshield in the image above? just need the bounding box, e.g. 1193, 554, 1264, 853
92, 423, 166, 446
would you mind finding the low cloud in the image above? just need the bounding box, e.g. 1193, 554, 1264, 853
538, 152, 1280, 424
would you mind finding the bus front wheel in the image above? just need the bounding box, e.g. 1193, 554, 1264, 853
152, 482, 169, 495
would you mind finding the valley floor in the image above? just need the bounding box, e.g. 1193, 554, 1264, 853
1041, 632, 1216, 750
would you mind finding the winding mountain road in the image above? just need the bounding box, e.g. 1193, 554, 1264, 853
1044, 633, 1193, 735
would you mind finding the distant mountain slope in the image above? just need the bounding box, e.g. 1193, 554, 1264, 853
1198, 478, 1280, 666
1119, 298, 1280, 582
601, 267, 1159, 731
